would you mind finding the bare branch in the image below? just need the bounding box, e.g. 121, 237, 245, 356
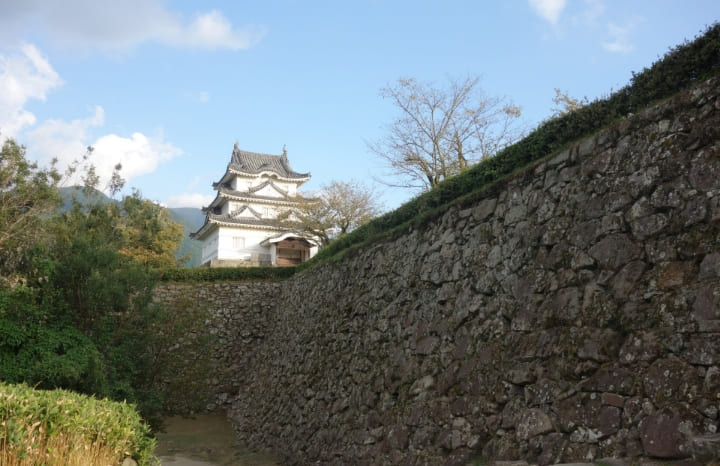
368, 75, 524, 191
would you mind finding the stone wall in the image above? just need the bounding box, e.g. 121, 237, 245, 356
153, 280, 280, 411
166, 77, 720, 464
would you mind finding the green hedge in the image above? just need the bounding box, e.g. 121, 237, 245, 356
157, 265, 296, 282
305, 22, 720, 265
0, 382, 155, 465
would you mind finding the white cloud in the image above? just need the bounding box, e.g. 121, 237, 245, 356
165, 193, 215, 208
528, 0, 567, 25
0, 1, 265, 52
0, 43, 62, 137
89, 132, 182, 191
171, 10, 265, 50
602, 22, 636, 54
26, 106, 182, 193
0, 43, 183, 194
26, 105, 105, 169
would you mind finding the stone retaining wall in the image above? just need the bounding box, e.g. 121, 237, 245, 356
163, 77, 720, 464
153, 280, 279, 411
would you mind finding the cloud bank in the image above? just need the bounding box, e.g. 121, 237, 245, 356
0, 44, 182, 193
0, 44, 61, 137
0, 1, 265, 51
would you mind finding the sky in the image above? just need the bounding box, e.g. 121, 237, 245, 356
0, 1, 718, 211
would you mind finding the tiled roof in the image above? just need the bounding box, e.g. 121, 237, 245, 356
247, 180, 287, 195
228, 144, 310, 180
189, 213, 285, 239
207, 213, 278, 228
220, 185, 310, 202
202, 186, 310, 212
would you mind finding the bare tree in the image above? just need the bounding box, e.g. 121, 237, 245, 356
551, 88, 589, 117
276, 179, 383, 246
367, 76, 523, 192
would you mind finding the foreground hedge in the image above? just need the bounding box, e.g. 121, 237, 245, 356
305, 22, 720, 265
0, 382, 155, 465
157, 265, 296, 282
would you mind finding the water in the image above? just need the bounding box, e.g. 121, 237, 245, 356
155, 412, 279, 466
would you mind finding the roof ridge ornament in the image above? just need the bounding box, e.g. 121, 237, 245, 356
282, 144, 288, 161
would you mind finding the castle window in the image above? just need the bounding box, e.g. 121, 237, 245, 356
233, 236, 245, 249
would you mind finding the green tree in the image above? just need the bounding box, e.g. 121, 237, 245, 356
367, 76, 523, 191
0, 139, 61, 279
118, 190, 186, 268
0, 141, 205, 426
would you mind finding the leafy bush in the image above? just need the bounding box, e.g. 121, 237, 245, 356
0, 286, 106, 395
0, 382, 156, 465
0, 175, 213, 428
304, 22, 720, 265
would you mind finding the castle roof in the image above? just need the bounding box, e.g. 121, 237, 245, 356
191, 142, 314, 241
202, 183, 315, 213
189, 212, 286, 239
225, 143, 310, 181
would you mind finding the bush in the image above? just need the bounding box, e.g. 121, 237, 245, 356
0, 382, 156, 465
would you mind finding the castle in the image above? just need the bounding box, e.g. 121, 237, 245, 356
191, 143, 318, 267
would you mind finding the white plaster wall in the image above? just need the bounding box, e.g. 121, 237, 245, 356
216, 226, 274, 261
201, 229, 220, 264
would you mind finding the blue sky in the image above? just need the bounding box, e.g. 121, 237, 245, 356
0, 1, 717, 211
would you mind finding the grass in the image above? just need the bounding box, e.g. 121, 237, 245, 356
0, 427, 119, 465
0, 382, 156, 465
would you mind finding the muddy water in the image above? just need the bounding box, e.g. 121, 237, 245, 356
155, 412, 279, 466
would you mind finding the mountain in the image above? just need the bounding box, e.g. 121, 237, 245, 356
58, 187, 205, 268
168, 208, 205, 267
59, 186, 113, 210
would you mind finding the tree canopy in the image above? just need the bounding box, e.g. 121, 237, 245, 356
0, 139, 61, 278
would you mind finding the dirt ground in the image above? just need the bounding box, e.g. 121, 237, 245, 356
155, 412, 279, 466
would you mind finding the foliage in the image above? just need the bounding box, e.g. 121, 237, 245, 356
0, 286, 105, 394
275, 179, 383, 246
0, 382, 156, 465
117, 190, 187, 268
551, 88, 589, 116
158, 265, 296, 282
0, 144, 198, 428
0, 139, 61, 279
305, 22, 720, 266
367, 75, 523, 191
39, 187, 193, 424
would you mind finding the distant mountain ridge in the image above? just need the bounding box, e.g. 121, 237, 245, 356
167, 207, 205, 267
58, 187, 205, 267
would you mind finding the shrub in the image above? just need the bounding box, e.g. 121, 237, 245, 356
0, 382, 156, 465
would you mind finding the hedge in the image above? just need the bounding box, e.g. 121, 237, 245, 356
157, 265, 296, 282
